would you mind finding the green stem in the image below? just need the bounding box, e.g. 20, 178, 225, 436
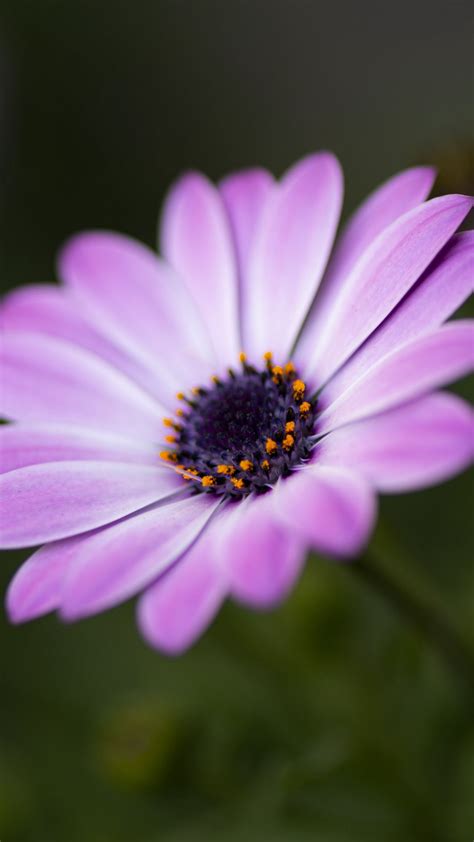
349, 552, 474, 695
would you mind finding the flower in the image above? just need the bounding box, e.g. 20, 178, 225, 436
1, 153, 473, 654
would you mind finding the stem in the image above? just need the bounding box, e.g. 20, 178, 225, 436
349, 552, 474, 695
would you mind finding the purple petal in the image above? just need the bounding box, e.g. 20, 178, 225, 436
318, 321, 474, 434
244, 152, 343, 362
6, 539, 79, 623
0, 461, 181, 547
59, 494, 220, 620
1, 330, 166, 437
59, 231, 215, 397
0, 424, 158, 473
219, 168, 274, 336
0, 284, 180, 407
160, 172, 240, 363
296, 166, 436, 362
215, 494, 306, 608
317, 392, 474, 492
301, 194, 473, 386
137, 521, 227, 654
272, 466, 376, 558
323, 231, 474, 403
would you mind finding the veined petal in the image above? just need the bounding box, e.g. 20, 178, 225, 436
0, 423, 158, 473
137, 521, 227, 654
323, 231, 474, 403
0, 330, 166, 438
0, 283, 183, 406
219, 167, 274, 335
59, 494, 220, 620
214, 494, 306, 608
296, 166, 436, 361
316, 392, 474, 492
0, 461, 181, 547
244, 152, 343, 362
272, 466, 376, 558
160, 172, 240, 362
59, 231, 216, 399
302, 194, 473, 386
318, 321, 474, 434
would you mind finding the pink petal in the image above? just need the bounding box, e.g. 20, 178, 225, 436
59, 231, 215, 399
6, 539, 80, 623
59, 494, 221, 620
0, 423, 158, 473
0, 461, 181, 547
0, 284, 178, 406
318, 321, 474, 434
244, 152, 343, 362
317, 392, 474, 492
160, 172, 240, 363
323, 231, 474, 403
272, 466, 377, 558
219, 167, 274, 331
137, 521, 227, 655
215, 494, 306, 608
302, 194, 473, 386
1, 330, 166, 437
296, 166, 436, 362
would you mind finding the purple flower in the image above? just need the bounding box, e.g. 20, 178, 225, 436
1, 153, 473, 654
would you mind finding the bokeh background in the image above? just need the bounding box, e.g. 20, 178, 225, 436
0, 2, 473, 840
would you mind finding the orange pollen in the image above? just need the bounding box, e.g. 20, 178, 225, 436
285, 421, 295, 433
292, 379, 306, 399
263, 351, 273, 362
299, 401, 311, 414
265, 438, 278, 455
261, 459, 270, 471
272, 365, 283, 378
217, 464, 235, 475
231, 477, 245, 489
211, 375, 220, 384
176, 392, 185, 401
239, 459, 253, 471
201, 475, 215, 487
175, 408, 185, 418
162, 417, 175, 428
284, 361, 296, 377
282, 434, 295, 451
164, 434, 177, 443
159, 450, 178, 463
239, 351, 247, 363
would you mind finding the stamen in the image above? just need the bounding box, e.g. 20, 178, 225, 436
231, 477, 245, 489
282, 434, 294, 451
285, 421, 295, 433
292, 379, 306, 400
160, 450, 178, 462
239, 459, 253, 471
165, 434, 177, 443
217, 464, 235, 475
265, 438, 278, 455
202, 475, 216, 487
299, 401, 311, 415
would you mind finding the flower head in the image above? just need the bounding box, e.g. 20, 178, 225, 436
1, 153, 473, 654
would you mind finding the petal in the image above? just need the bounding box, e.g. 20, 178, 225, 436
318, 321, 474, 434
317, 392, 474, 492
6, 539, 80, 623
272, 466, 377, 558
160, 172, 240, 363
244, 152, 343, 361
0, 461, 181, 547
323, 231, 474, 403
219, 167, 274, 328
0, 283, 177, 405
296, 166, 436, 361
301, 194, 473, 386
59, 494, 220, 619
0, 330, 166, 437
215, 494, 306, 608
137, 521, 227, 654
0, 423, 158, 473
58, 231, 216, 399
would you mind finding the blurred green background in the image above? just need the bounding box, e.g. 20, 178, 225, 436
0, 2, 473, 840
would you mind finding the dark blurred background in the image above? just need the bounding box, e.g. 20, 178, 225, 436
0, 2, 473, 840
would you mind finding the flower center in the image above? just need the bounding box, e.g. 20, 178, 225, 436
160, 353, 316, 498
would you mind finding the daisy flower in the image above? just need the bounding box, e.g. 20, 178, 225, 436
1, 153, 473, 654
